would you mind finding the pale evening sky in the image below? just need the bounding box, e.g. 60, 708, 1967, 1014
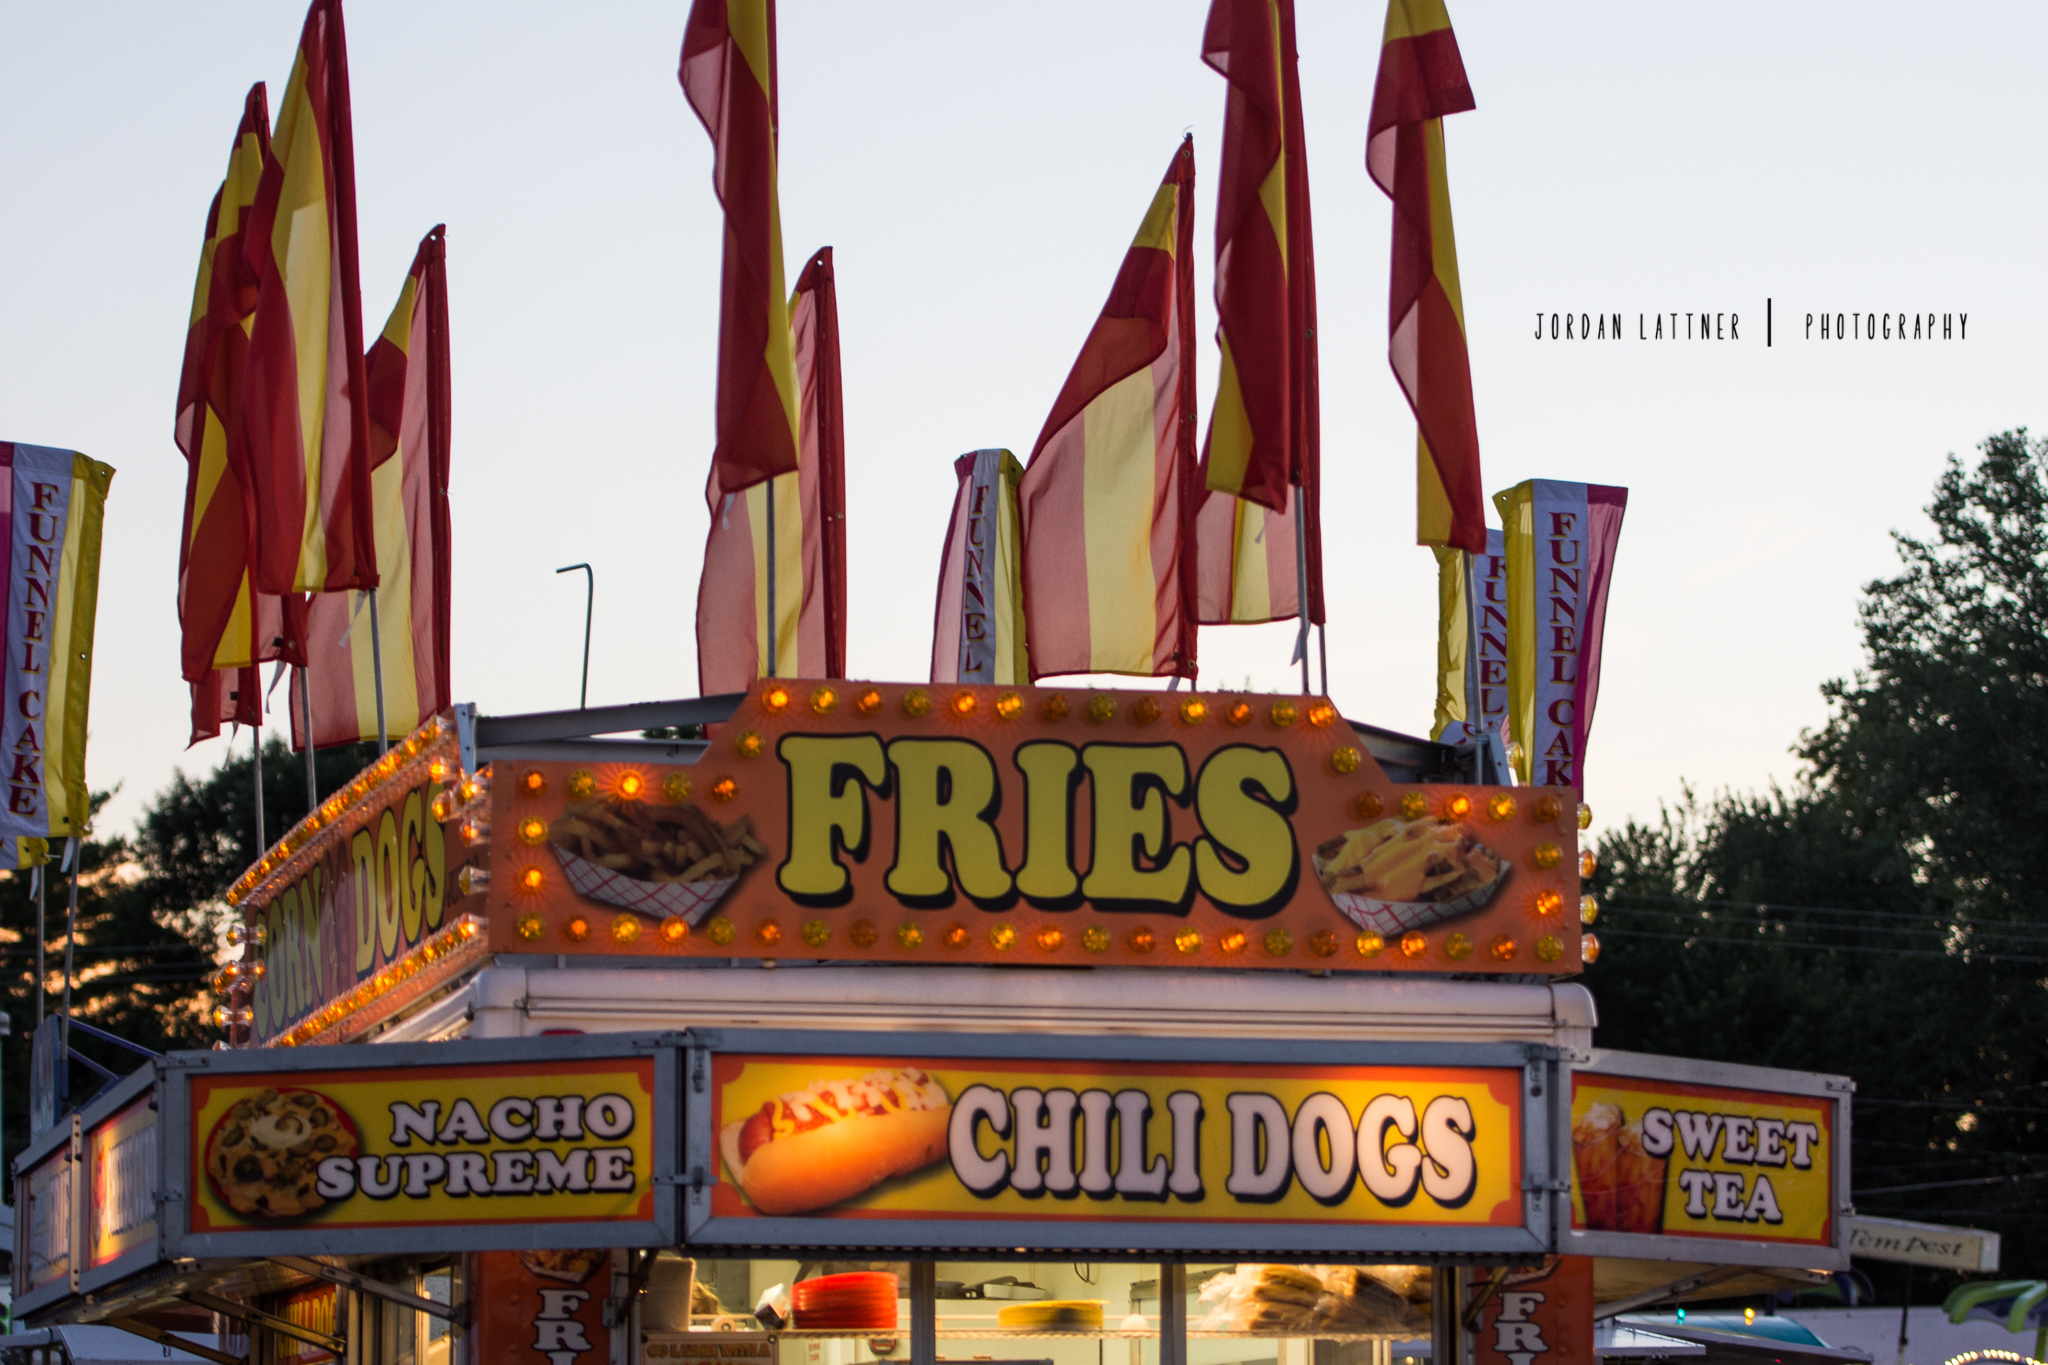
1, 2, 2042, 843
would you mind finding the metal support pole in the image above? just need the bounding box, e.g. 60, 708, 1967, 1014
34, 862, 44, 1026
1317, 624, 1328, 698
764, 479, 778, 678
1158, 1263, 1187, 1365
1431, 1267, 1463, 1365
1292, 484, 1311, 694
557, 564, 594, 708
61, 840, 79, 1060
368, 588, 389, 753
251, 725, 266, 851
299, 665, 318, 809
908, 1260, 936, 1365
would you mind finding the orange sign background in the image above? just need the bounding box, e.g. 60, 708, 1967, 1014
484, 680, 1582, 974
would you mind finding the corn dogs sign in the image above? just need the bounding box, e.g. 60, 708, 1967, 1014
488, 680, 1584, 977
1567, 1050, 1850, 1268
685, 1032, 1565, 1256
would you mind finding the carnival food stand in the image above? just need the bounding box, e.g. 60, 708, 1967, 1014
12, 686, 1854, 1365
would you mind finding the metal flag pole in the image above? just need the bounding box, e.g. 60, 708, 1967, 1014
764, 480, 778, 678
1292, 484, 1311, 694
252, 722, 266, 852
299, 666, 318, 809
557, 564, 594, 708
60, 837, 79, 1060
367, 588, 389, 753
33, 860, 44, 1026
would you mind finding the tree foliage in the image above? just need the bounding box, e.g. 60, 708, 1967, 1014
3, 737, 374, 1164
1585, 430, 2048, 1292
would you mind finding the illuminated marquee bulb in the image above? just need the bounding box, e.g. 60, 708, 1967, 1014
1580, 849, 1599, 878
1533, 889, 1564, 918
995, 692, 1023, 720
1489, 935, 1518, 961
733, 731, 763, 759
1356, 931, 1385, 958
563, 916, 591, 943
613, 915, 641, 944
1173, 928, 1202, 955
761, 684, 791, 713
1444, 792, 1472, 819
661, 917, 690, 944
943, 924, 970, 950
1218, 929, 1247, 956
950, 691, 977, 718
756, 920, 782, 947
1179, 697, 1207, 725
855, 688, 883, 716
1306, 701, 1335, 728
1488, 792, 1516, 822
521, 769, 546, 796
810, 686, 837, 715
898, 921, 926, 949
989, 923, 1017, 951
1127, 926, 1156, 954
1034, 926, 1064, 953
428, 758, 448, 783
1224, 700, 1253, 726
1578, 803, 1594, 830
1400, 931, 1427, 959
519, 867, 544, 891
710, 777, 738, 802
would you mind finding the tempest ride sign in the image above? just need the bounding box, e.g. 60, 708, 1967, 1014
160, 1034, 681, 1258
684, 1030, 1566, 1256
486, 679, 1585, 976
1566, 1049, 1850, 1269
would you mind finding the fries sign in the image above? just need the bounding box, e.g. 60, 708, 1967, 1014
488, 680, 1584, 975
683, 1029, 1567, 1256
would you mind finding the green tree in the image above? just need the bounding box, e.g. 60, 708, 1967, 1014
1586, 430, 2048, 1291
3, 737, 375, 1164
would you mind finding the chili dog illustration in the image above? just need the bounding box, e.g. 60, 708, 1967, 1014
719, 1068, 953, 1215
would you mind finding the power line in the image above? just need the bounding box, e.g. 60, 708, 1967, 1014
1608, 889, 2040, 934
1600, 900, 2048, 949
1593, 926, 2048, 964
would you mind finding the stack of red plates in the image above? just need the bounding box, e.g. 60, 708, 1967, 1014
793, 1273, 899, 1331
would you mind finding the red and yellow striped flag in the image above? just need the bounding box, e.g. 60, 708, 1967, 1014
681, 0, 801, 495
1019, 139, 1200, 681
1367, 0, 1485, 553
174, 83, 305, 745
1196, 0, 1324, 626
696, 246, 847, 693
290, 228, 454, 749
241, 0, 377, 595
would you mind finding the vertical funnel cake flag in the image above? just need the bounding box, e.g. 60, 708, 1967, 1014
1196, 0, 1324, 627
681, 0, 801, 495
1367, 0, 1485, 553
0, 444, 114, 868
1019, 139, 1199, 681
1495, 481, 1626, 788
241, 0, 377, 595
933, 450, 1027, 687
176, 83, 303, 746
291, 228, 453, 749
698, 247, 846, 693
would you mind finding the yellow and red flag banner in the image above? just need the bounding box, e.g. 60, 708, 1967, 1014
932, 450, 1027, 686
1495, 480, 1627, 787
1019, 139, 1199, 681
291, 228, 454, 749
1367, 0, 1485, 554
1197, 0, 1324, 625
176, 84, 307, 745
697, 246, 847, 693
680, 0, 801, 495
1195, 488, 1300, 625
241, 0, 377, 596
0, 444, 114, 868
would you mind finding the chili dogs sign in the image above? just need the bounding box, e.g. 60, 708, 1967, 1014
1567, 1049, 1850, 1269
488, 679, 1584, 976
160, 1035, 681, 1258
684, 1031, 1566, 1256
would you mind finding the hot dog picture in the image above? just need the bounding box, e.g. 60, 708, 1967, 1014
720, 1068, 953, 1215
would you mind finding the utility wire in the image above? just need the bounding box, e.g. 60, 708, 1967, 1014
1593, 925, 2048, 964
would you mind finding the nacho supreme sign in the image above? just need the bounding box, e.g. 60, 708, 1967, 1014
687, 1037, 1552, 1255
487, 680, 1583, 973
171, 1049, 666, 1256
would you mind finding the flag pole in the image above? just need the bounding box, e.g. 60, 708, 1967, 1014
764, 479, 778, 677
60, 838, 79, 1060
252, 722, 266, 851
1292, 484, 1311, 694
367, 588, 389, 753
33, 862, 44, 1026
299, 666, 318, 808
